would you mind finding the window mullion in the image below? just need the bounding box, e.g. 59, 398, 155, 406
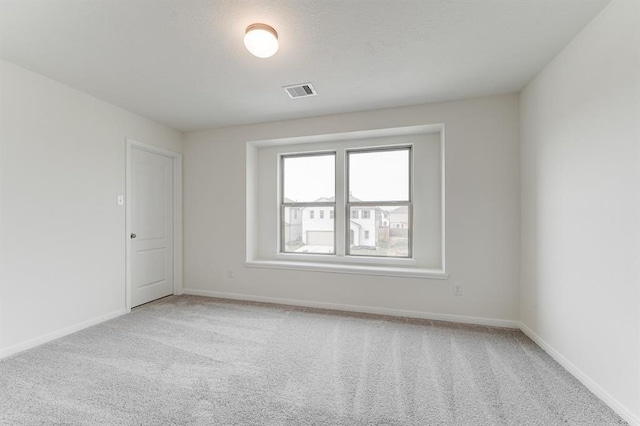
335, 149, 346, 256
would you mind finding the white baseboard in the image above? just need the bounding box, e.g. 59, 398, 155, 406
519, 322, 639, 426
0, 308, 127, 360
182, 288, 520, 329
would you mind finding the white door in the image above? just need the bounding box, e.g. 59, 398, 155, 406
130, 147, 174, 307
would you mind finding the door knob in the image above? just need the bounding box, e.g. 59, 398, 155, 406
131, 233, 137, 239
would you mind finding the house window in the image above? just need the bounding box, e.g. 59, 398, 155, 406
249, 126, 444, 276
281, 153, 335, 254
280, 147, 411, 258
347, 147, 411, 257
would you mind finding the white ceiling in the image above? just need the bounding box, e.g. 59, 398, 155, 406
0, 0, 610, 132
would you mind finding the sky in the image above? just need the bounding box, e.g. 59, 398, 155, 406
283, 149, 409, 203
283, 154, 334, 202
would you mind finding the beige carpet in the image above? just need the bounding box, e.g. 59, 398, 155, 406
0, 295, 627, 425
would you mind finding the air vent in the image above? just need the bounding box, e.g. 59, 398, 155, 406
283, 82, 317, 99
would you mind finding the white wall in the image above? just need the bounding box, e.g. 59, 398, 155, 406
183, 94, 520, 324
0, 60, 182, 354
520, 0, 640, 422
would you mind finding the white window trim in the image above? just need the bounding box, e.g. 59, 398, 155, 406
245, 259, 447, 279
246, 124, 447, 279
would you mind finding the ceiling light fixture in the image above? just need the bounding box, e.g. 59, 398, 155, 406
244, 23, 279, 58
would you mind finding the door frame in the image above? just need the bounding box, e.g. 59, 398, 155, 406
125, 138, 183, 312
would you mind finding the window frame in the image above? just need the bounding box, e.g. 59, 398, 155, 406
345, 146, 413, 258
280, 146, 413, 259
280, 151, 337, 255
247, 124, 446, 279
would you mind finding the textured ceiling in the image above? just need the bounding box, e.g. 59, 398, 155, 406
0, 0, 610, 131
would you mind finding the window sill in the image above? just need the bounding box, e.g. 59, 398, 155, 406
274, 252, 418, 266
244, 259, 448, 279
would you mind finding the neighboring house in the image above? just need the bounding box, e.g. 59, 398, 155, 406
389, 205, 409, 238
348, 195, 389, 247
379, 209, 390, 228
349, 206, 379, 247
300, 196, 390, 248
300, 197, 335, 247
283, 197, 302, 244
390, 205, 409, 229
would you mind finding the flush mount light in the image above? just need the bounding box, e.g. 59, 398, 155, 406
244, 23, 279, 58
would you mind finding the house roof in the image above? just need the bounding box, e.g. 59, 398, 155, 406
312, 195, 364, 203
314, 196, 336, 203
391, 206, 409, 214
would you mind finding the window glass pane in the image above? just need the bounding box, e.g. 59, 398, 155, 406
283, 154, 335, 203
283, 206, 334, 254
348, 205, 409, 257
283, 206, 304, 252
349, 149, 409, 202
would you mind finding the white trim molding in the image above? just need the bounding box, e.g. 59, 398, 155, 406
520, 322, 640, 426
245, 259, 447, 279
125, 138, 183, 312
182, 288, 518, 328
246, 124, 446, 276
0, 309, 126, 360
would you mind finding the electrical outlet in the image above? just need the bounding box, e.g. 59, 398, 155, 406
226, 269, 234, 279
453, 282, 463, 296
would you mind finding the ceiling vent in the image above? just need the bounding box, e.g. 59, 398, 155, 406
283, 83, 317, 99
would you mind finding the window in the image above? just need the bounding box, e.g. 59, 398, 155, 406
280, 147, 411, 258
281, 153, 335, 254
347, 147, 411, 257
293, 210, 297, 219
249, 125, 444, 278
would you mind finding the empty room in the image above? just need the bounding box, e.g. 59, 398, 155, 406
0, 0, 638, 424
